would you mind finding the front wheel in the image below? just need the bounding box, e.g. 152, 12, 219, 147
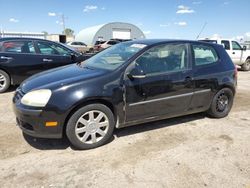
207, 88, 234, 118
241, 59, 250, 71
66, 104, 115, 150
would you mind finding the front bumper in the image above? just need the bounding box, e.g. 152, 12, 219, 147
13, 89, 64, 139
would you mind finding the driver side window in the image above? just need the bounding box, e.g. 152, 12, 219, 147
37, 42, 71, 56
232, 41, 242, 50
135, 43, 188, 75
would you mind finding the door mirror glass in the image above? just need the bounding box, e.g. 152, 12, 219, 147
243, 46, 247, 51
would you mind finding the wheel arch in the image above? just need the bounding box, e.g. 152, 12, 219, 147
218, 83, 236, 95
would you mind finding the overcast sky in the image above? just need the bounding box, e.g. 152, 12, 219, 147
0, 0, 249, 40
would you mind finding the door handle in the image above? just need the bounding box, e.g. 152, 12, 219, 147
0, 56, 12, 60
232, 52, 235, 54
185, 76, 193, 81
43, 58, 53, 62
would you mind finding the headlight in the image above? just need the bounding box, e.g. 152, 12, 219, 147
21, 89, 52, 107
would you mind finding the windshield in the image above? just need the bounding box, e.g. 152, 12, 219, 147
84, 42, 147, 70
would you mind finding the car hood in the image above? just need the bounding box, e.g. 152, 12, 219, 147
21, 64, 108, 93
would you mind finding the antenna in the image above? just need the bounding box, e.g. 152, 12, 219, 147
196, 22, 207, 40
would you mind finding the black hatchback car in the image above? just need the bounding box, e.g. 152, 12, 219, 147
0, 37, 85, 93
13, 39, 237, 149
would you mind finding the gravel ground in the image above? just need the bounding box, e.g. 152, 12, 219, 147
0, 72, 249, 188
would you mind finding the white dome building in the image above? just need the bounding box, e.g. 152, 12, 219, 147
75, 22, 145, 45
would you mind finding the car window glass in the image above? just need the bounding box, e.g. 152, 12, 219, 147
85, 42, 146, 70
200, 40, 217, 44
2, 41, 35, 54
107, 41, 113, 45
193, 44, 218, 66
108, 41, 119, 45
221, 40, 230, 50
232, 41, 242, 50
37, 42, 71, 56
135, 43, 188, 75
79, 42, 86, 46
53, 44, 72, 55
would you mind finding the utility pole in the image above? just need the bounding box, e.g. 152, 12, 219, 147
61, 14, 66, 34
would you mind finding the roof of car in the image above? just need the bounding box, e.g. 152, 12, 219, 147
125, 39, 221, 47
0, 38, 221, 48
0, 37, 52, 42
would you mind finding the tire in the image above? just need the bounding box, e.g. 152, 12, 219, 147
207, 88, 234, 118
241, 59, 250, 71
66, 104, 115, 150
0, 70, 10, 93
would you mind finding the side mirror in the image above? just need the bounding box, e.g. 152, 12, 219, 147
243, 46, 247, 51
127, 64, 146, 80
71, 54, 77, 62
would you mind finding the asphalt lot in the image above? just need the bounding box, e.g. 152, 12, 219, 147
0, 72, 250, 188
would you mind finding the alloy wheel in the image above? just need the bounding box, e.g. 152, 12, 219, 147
0, 74, 6, 90
75, 110, 109, 144
216, 93, 229, 112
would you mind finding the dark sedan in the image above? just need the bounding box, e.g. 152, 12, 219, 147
13, 39, 237, 149
0, 37, 86, 93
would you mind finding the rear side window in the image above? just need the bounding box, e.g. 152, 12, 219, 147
2, 41, 35, 54
193, 44, 218, 66
221, 40, 230, 50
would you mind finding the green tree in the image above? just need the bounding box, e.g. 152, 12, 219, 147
41, 31, 48, 36
63, 28, 74, 36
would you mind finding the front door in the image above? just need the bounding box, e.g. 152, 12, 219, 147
230, 41, 243, 64
35, 41, 74, 71
124, 43, 194, 122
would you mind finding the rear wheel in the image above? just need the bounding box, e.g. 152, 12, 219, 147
207, 88, 234, 118
66, 104, 115, 149
0, 70, 10, 93
241, 59, 250, 71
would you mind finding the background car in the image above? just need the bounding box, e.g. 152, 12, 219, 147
94, 39, 120, 51
199, 38, 250, 71
13, 39, 237, 150
0, 37, 87, 93
66, 41, 94, 53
